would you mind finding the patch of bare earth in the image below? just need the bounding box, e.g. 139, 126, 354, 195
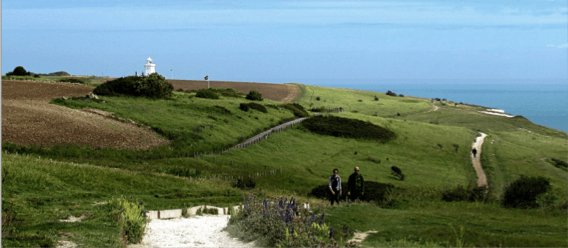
2, 80, 168, 149
167, 80, 300, 103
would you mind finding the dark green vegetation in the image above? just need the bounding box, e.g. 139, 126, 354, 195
302, 115, 396, 142
2, 81, 567, 247
196, 88, 220, 99
240, 102, 268, 113
93, 73, 173, 99
246, 90, 264, 101
501, 175, 551, 209
6, 66, 32, 76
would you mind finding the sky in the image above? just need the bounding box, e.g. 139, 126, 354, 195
2, 0, 567, 83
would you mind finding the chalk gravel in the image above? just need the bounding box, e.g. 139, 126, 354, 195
129, 215, 255, 248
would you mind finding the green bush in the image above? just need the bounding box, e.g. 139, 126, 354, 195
195, 89, 220, 99
442, 185, 486, 202
233, 177, 256, 190
386, 90, 397, 97
501, 175, 551, 209
228, 194, 343, 247
93, 73, 173, 99
246, 90, 263, 101
391, 166, 405, 181
58, 78, 86, 84
302, 115, 396, 142
282, 103, 309, 117
239, 103, 250, 112
239, 103, 267, 113
6, 66, 30, 76
106, 196, 148, 244
550, 158, 567, 168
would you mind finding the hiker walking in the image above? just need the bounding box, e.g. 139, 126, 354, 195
347, 166, 365, 202
328, 168, 342, 206
472, 147, 478, 158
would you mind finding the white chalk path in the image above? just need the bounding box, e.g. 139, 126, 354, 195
472, 132, 488, 188
128, 216, 256, 248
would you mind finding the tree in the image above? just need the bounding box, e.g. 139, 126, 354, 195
7, 66, 30, 76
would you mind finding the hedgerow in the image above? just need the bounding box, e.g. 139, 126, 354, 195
302, 115, 396, 141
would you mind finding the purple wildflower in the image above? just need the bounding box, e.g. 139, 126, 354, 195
319, 212, 325, 225
329, 226, 334, 239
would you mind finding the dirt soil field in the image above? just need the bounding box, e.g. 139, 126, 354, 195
2, 80, 168, 149
167, 80, 299, 103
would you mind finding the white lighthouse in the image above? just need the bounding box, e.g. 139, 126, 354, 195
144, 56, 156, 75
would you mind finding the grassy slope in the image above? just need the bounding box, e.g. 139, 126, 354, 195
293, 84, 432, 117
3, 83, 567, 247
1, 153, 241, 247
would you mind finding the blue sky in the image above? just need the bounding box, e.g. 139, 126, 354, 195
3, 0, 567, 82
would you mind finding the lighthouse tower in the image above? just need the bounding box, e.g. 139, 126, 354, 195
144, 56, 156, 75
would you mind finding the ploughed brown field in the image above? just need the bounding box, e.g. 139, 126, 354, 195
2, 79, 300, 149
1, 80, 168, 149
167, 80, 299, 103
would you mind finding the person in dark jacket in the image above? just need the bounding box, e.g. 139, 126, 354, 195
472, 147, 478, 158
328, 168, 342, 206
347, 166, 364, 202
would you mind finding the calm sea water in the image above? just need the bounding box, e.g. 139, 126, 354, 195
298, 79, 568, 133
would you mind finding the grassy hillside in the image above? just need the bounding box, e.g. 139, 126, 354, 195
3, 82, 567, 247
1, 153, 241, 247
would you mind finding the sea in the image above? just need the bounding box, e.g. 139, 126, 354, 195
295, 78, 568, 133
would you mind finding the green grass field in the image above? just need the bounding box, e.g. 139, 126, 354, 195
2, 82, 567, 247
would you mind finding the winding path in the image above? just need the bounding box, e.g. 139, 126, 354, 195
471, 132, 488, 187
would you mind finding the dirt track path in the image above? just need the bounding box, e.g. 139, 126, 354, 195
471, 132, 488, 187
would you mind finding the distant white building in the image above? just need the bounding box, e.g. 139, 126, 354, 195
144, 56, 156, 75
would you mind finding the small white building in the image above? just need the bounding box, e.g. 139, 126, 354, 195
144, 56, 156, 75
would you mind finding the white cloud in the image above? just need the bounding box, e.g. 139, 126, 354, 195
547, 43, 568, 48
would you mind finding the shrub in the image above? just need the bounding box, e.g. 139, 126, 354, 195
398, 94, 404, 97
232, 177, 256, 190
374, 96, 379, 101
59, 78, 86, 84
550, 158, 568, 168
214, 105, 232, 115
386, 90, 397, 97
282, 103, 309, 117
228, 193, 352, 247
7, 66, 30, 76
106, 196, 148, 244
33, 74, 40, 78
302, 115, 396, 142
239, 103, 267, 113
246, 90, 263, 101
316, 96, 320, 101
239, 103, 250, 112
442, 185, 486, 202
93, 73, 173, 99
248, 103, 268, 113
391, 166, 405, 181
358, 99, 363, 102
196, 89, 220, 99
501, 175, 551, 209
